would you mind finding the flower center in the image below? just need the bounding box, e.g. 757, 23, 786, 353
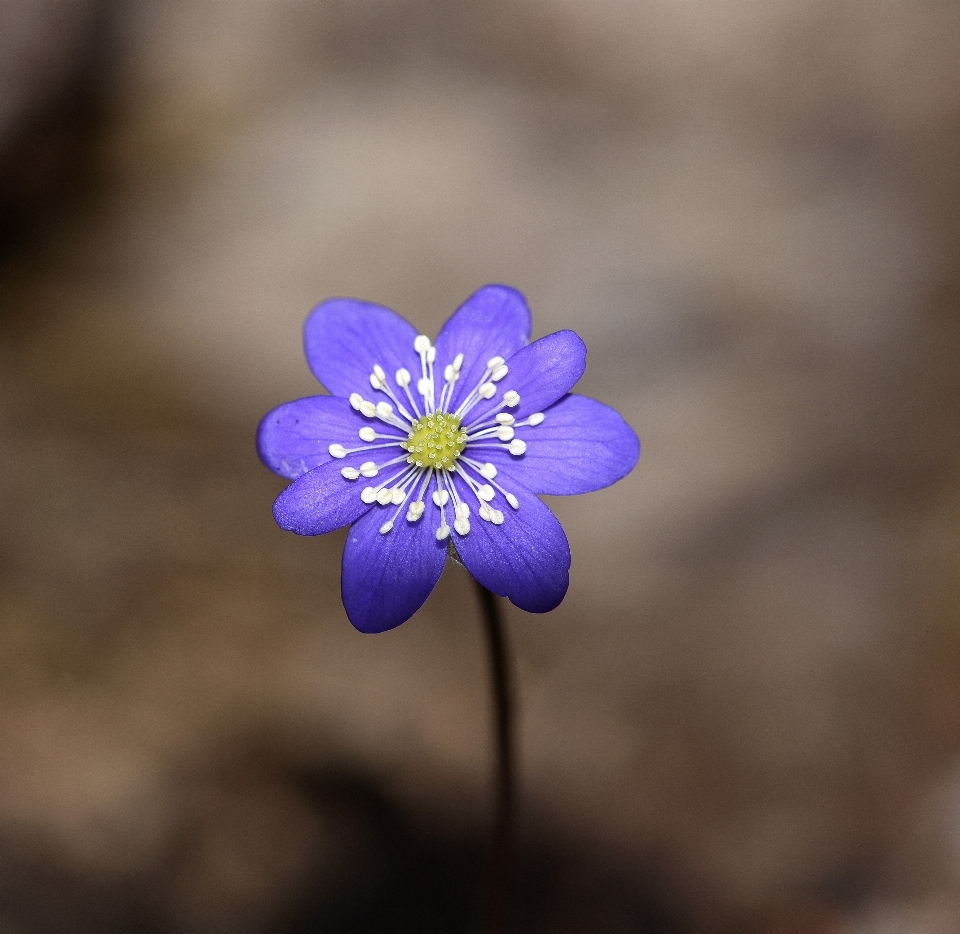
401, 411, 467, 469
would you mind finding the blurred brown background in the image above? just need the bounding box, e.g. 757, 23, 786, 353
2, 1, 960, 931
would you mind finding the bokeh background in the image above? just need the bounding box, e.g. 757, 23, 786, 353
2, 1, 960, 931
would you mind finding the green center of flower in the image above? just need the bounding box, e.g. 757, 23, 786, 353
402, 411, 468, 469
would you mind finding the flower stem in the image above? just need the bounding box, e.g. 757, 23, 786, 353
475, 580, 515, 934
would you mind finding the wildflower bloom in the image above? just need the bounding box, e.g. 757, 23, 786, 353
258, 285, 639, 633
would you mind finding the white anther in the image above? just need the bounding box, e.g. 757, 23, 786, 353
479, 463, 498, 479
455, 502, 470, 520
489, 509, 505, 525
341, 467, 360, 479
478, 485, 495, 502
432, 489, 450, 507
444, 364, 458, 382
454, 517, 471, 536
527, 412, 545, 425
376, 488, 392, 505
349, 393, 363, 410
396, 367, 411, 387
478, 383, 496, 399
426, 346, 437, 364
360, 401, 377, 418
370, 372, 385, 390
391, 487, 406, 505
417, 377, 431, 396
361, 487, 378, 503
486, 356, 504, 369
478, 503, 492, 521
495, 413, 514, 425
359, 461, 378, 477
358, 427, 377, 442
373, 364, 386, 382
375, 401, 393, 418
436, 524, 450, 541
329, 444, 347, 458
491, 364, 508, 381
453, 353, 464, 371
505, 492, 519, 509
496, 425, 515, 441
503, 390, 520, 407
414, 335, 431, 354
407, 501, 425, 521
379, 520, 394, 535
508, 439, 527, 455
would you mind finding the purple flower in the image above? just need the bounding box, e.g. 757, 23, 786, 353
258, 285, 639, 633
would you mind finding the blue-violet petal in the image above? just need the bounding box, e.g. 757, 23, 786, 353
481, 393, 640, 495
452, 475, 570, 613
304, 298, 419, 398
341, 504, 448, 633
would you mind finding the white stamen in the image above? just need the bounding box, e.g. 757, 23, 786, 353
360, 401, 377, 418
426, 346, 437, 364
360, 461, 379, 477
379, 520, 394, 534
478, 382, 496, 399
370, 372, 385, 391
444, 364, 459, 383
454, 517, 470, 536
462, 457, 521, 511
503, 391, 520, 407
396, 367, 411, 387
495, 413, 514, 425
489, 509, 505, 525
496, 426, 515, 441
358, 427, 377, 442
455, 502, 470, 520
361, 487, 378, 503
329, 444, 347, 458
391, 487, 406, 505
341, 467, 360, 479
373, 364, 386, 382
436, 523, 450, 541
478, 503, 493, 521
478, 485, 495, 502
432, 489, 450, 507
508, 439, 526, 455
349, 393, 363, 410
486, 355, 504, 369
453, 353, 464, 371
407, 500, 425, 521
375, 401, 394, 418
376, 488, 393, 505
491, 365, 508, 382
417, 377, 431, 397
403, 470, 433, 521
527, 412, 545, 425
414, 335, 431, 354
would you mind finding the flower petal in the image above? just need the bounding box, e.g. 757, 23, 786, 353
273, 455, 377, 535
464, 329, 587, 427
341, 503, 448, 633
433, 285, 532, 412
478, 394, 640, 495
304, 298, 419, 397
452, 476, 570, 613
257, 395, 370, 479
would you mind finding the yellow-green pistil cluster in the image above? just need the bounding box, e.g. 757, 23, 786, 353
402, 412, 468, 469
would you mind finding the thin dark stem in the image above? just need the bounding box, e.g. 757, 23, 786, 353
475, 580, 515, 934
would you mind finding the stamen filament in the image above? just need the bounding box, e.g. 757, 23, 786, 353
330, 439, 408, 458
